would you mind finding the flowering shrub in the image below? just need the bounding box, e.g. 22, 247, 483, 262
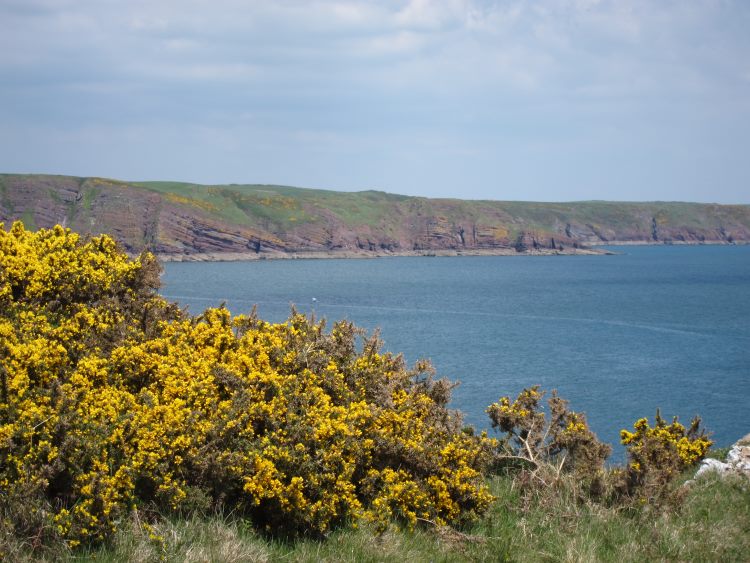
0, 222, 495, 547
620, 411, 712, 502
486, 386, 611, 490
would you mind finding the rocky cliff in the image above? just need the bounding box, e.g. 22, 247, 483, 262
2, 174, 749, 259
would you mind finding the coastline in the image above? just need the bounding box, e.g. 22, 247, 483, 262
157, 246, 612, 263
589, 239, 748, 246
154, 240, 747, 263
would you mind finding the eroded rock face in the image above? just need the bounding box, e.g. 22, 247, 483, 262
3, 174, 750, 259
152, 203, 286, 255
0, 176, 288, 256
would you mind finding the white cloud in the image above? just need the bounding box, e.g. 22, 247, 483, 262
1, 0, 749, 201
351, 30, 428, 57
162, 38, 202, 53
395, 0, 468, 30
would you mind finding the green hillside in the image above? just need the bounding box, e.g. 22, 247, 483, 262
2, 173, 749, 257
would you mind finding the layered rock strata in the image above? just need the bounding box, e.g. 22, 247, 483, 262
2, 174, 749, 260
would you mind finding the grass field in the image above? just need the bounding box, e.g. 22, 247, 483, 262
131, 179, 750, 238
7, 464, 747, 562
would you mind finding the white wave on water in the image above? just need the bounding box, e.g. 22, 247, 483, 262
162, 293, 741, 340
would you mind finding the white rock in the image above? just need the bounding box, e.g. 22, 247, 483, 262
695, 458, 731, 479
692, 434, 750, 482
726, 443, 750, 476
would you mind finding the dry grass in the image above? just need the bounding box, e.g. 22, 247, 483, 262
4, 469, 747, 562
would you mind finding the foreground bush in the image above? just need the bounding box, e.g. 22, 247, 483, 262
0, 222, 495, 548
620, 411, 712, 502
486, 387, 713, 508
487, 386, 611, 478
486, 386, 611, 504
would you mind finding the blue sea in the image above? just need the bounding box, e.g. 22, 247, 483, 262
161, 246, 750, 458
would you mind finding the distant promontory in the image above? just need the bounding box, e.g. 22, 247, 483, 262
2, 173, 749, 260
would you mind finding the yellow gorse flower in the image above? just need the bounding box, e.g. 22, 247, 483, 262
0, 221, 495, 546
619, 410, 712, 501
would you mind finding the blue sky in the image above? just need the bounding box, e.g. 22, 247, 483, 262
1, 0, 749, 203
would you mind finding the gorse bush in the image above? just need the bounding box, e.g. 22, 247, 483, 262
484, 386, 713, 509
487, 386, 611, 476
620, 411, 712, 502
486, 386, 611, 499
0, 222, 717, 557
0, 222, 496, 548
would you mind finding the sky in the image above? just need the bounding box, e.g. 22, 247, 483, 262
1, 0, 749, 203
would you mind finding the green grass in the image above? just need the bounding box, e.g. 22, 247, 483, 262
21, 211, 37, 231
7, 471, 747, 562
472, 472, 749, 562
134, 181, 409, 230
133, 181, 254, 226
0, 176, 14, 214
80, 186, 100, 212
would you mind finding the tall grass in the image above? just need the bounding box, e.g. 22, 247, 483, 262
5, 469, 746, 562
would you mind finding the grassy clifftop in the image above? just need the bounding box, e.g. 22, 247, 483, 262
2, 173, 749, 258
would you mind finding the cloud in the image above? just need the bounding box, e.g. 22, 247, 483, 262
395, 0, 468, 30
0, 0, 749, 202
4, 1, 741, 98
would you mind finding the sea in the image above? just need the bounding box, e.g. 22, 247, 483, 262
161, 245, 750, 459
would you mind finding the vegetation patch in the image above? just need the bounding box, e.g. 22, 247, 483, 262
1, 222, 745, 561
0, 222, 494, 553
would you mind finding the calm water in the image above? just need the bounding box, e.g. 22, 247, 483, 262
162, 246, 750, 458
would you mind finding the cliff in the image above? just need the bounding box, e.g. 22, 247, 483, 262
2, 173, 749, 259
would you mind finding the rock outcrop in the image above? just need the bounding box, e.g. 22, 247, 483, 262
693, 434, 750, 480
